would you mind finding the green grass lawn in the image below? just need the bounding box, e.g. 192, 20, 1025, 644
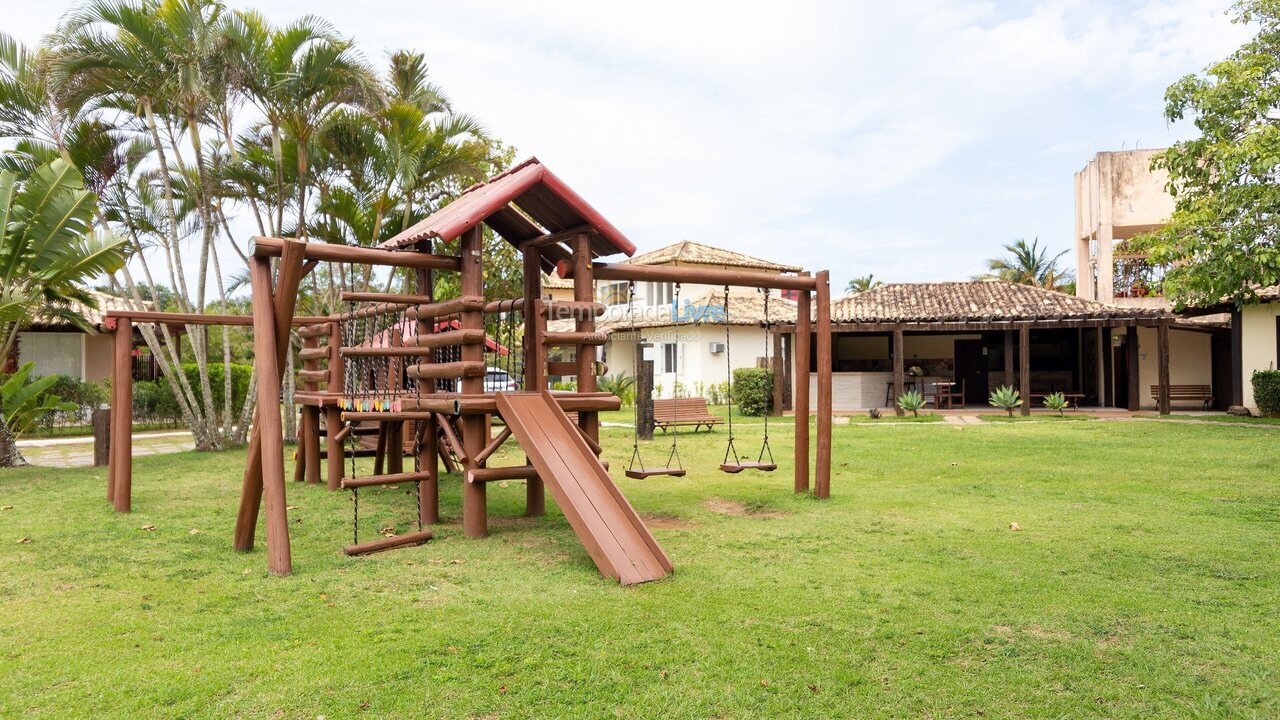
2, 418, 1278, 718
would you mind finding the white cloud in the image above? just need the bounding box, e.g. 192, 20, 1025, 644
8, 0, 1256, 293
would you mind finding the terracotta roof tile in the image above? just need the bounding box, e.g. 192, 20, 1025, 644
831, 281, 1168, 323
623, 240, 801, 272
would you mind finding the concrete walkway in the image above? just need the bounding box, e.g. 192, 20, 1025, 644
17, 431, 194, 468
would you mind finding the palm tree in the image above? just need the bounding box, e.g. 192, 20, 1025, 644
0, 158, 130, 466
979, 238, 1074, 290
846, 274, 882, 293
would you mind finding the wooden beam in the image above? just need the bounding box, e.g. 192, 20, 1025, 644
415, 252, 440, 525
1157, 323, 1171, 415
249, 255, 291, 575
459, 226, 487, 538
794, 278, 811, 494
573, 234, 601, 456
892, 328, 905, 417
521, 224, 596, 248
561, 260, 819, 292
105, 310, 328, 325
252, 236, 461, 271
1019, 326, 1031, 417
234, 239, 305, 558
110, 318, 132, 512
771, 330, 784, 417
1126, 326, 1140, 411
814, 271, 833, 500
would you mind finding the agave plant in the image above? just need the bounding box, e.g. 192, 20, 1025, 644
868, 407, 882, 420
989, 385, 1022, 417
897, 389, 925, 417
1042, 391, 1068, 416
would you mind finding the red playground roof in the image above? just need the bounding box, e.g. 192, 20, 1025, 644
380, 157, 635, 271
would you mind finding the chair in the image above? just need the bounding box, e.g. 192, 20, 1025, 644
935, 379, 965, 409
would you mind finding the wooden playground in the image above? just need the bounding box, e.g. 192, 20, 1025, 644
103, 158, 833, 585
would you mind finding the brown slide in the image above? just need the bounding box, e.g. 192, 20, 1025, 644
496, 391, 672, 585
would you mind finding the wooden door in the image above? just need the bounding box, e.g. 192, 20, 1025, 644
954, 339, 988, 404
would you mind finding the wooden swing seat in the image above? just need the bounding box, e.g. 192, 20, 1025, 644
719, 461, 778, 474
624, 467, 688, 479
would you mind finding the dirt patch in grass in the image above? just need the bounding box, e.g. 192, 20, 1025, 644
640, 512, 697, 530
703, 498, 787, 519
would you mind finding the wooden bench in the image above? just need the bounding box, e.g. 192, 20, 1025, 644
1150, 384, 1213, 410
654, 398, 723, 433
1029, 391, 1086, 410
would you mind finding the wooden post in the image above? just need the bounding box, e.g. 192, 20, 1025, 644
572, 234, 599, 445
112, 318, 133, 512
92, 406, 110, 468
1230, 308, 1244, 406
292, 409, 309, 483
814, 271, 832, 500
521, 244, 544, 517
1157, 323, 1171, 415
415, 259, 440, 524
1019, 325, 1031, 417
1096, 327, 1106, 407
794, 277, 811, 494
299, 333, 322, 485
771, 329, 784, 417
233, 239, 305, 555
249, 256, 291, 576
636, 354, 655, 441
1003, 330, 1014, 387
892, 328, 905, 417
326, 321, 344, 491
1126, 326, 1140, 411
459, 226, 488, 537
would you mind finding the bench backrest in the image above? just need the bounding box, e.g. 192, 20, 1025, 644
1149, 384, 1211, 397
653, 397, 713, 418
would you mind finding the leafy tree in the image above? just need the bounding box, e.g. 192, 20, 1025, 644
978, 238, 1073, 290
846, 274, 882, 293
0, 159, 129, 466
1129, 0, 1280, 308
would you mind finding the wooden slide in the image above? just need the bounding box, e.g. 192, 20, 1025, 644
496, 391, 672, 585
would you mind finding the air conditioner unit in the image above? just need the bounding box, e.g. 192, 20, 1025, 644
709, 342, 726, 354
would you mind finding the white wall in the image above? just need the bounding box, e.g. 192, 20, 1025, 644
604, 324, 772, 398
1240, 303, 1280, 409
1135, 327, 1213, 409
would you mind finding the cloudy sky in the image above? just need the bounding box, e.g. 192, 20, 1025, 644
9, 0, 1253, 292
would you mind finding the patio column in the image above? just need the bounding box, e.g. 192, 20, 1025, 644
1003, 330, 1014, 387
1095, 327, 1106, 407
1019, 325, 1031, 416
892, 327, 905, 417
1230, 308, 1244, 406
1157, 323, 1171, 415
1126, 326, 1140, 411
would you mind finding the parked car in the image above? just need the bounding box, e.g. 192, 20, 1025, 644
483, 367, 521, 393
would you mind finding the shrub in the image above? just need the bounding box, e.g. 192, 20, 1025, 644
40, 375, 109, 429
896, 389, 924, 417
1042, 391, 1068, 416
989, 385, 1022, 417
598, 373, 635, 406
1252, 370, 1280, 417
732, 368, 773, 416
181, 362, 252, 417
552, 380, 577, 392
705, 381, 730, 406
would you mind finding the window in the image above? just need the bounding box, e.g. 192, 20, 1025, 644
649, 282, 674, 308
599, 282, 629, 306
17, 332, 83, 380
1112, 256, 1167, 298
663, 342, 679, 373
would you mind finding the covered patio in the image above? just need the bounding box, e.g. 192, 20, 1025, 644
804, 282, 1180, 415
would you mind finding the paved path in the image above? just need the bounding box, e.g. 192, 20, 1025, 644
17, 431, 195, 468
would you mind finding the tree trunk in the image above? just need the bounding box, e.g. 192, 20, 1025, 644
0, 414, 29, 468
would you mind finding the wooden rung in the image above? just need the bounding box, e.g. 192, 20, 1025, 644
331, 424, 354, 443
298, 323, 331, 338
318, 447, 379, 459
484, 298, 525, 314
625, 468, 687, 479
407, 392, 621, 415
466, 465, 538, 484
298, 346, 331, 360
343, 529, 433, 556
409, 329, 485, 350
405, 295, 485, 320
341, 470, 435, 489
340, 291, 433, 304
342, 411, 437, 422
297, 369, 329, 383
546, 361, 607, 376
543, 331, 607, 347
340, 346, 426, 357
406, 360, 485, 380
719, 461, 778, 474
321, 424, 380, 438
542, 300, 606, 319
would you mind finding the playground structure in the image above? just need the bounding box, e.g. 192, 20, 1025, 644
105, 158, 834, 585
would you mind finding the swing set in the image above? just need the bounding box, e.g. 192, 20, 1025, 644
102, 158, 835, 585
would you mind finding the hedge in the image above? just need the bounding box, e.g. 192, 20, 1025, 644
133, 363, 253, 425
1252, 370, 1280, 417
731, 368, 773, 416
